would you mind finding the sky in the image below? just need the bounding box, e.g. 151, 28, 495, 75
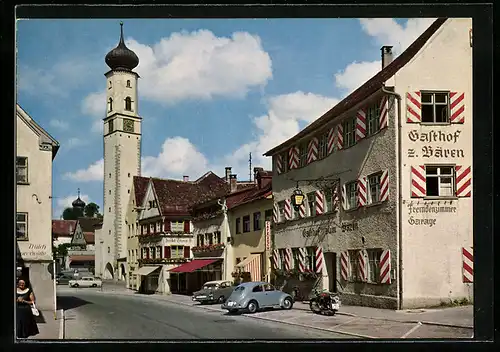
16, 18, 436, 218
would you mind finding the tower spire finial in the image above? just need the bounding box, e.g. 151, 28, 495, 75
77, 188, 80, 198
119, 21, 124, 44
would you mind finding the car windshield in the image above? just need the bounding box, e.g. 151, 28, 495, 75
203, 284, 218, 289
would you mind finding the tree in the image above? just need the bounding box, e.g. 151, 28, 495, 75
62, 207, 83, 220
84, 202, 100, 218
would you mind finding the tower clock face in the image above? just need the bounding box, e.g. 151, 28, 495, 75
123, 119, 134, 132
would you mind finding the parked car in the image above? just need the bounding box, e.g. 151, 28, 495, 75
56, 274, 73, 285
221, 281, 294, 314
192, 280, 235, 304
69, 276, 102, 288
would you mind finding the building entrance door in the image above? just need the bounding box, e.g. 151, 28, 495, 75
324, 252, 337, 293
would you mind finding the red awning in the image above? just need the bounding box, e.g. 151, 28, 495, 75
169, 259, 220, 273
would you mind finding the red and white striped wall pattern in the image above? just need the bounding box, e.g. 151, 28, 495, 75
456, 165, 472, 197
406, 91, 421, 123
315, 190, 325, 215
450, 92, 465, 124
332, 184, 340, 211
356, 108, 367, 141
284, 248, 292, 271
298, 247, 307, 272
358, 250, 368, 282
299, 201, 306, 218
272, 249, 280, 270
358, 177, 367, 207
284, 199, 292, 220
410, 165, 426, 198
379, 95, 389, 129
341, 184, 347, 210
288, 146, 300, 169
276, 154, 283, 174
273, 202, 279, 223
337, 124, 344, 150
307, 137, 319, 164
340, 251, 350, 281
380, 170, 389, 202
462, 247, 473, 283
315, 247, 324, 274
379, 249, 391, 284
327, 126, 336, 154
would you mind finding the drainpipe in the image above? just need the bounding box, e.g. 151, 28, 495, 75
381, 86, 403, 310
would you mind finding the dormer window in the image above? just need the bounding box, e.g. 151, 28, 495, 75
125, 97, 132, 111
148, 200, 157, 208
108, 98, 113, 112
126, 80, 131, 88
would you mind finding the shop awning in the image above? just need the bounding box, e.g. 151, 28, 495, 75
133, 266, 161, 276
169, 259, 219, 273
69, 255, 95, 262
235, 254, 262, 282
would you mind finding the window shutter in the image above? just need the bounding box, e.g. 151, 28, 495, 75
327, 127, 336, 155
411, 165, 426, 198
288, 147, 298, 169
379, 95, 389, 129
406, 91, 421, 123
332, 184, 340, 212
455, 165, 472, 197
336, 124, 344, 150
355, 108, 367, 141
184, 220, 191, 233
357, 177, 367, 207
276, 154, 283, 174
462, 247, 473, 283
307, 138, 319, 164
358, 250, 368, 282
284, 199, 292, 220
164, 219, 171, 233
273, 202, 279, 224
315, 190, 325, 215
340, 251, 350, 281
379, 249, 391, 284
341, 184, 347, 210
298, 247, 307, 272
298, 202, 306, 218
449, 92, 465, 124
183, 246, 191, 258
164, 246, 171, 259
380, 169, 389, 202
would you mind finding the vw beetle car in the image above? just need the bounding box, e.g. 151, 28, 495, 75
192, 280, 235, 304
221, 281, 294, 314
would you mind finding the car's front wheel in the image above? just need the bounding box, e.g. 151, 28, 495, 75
247, 300, 259, 314
282, 297, 293, 310
72, 283, 79, 288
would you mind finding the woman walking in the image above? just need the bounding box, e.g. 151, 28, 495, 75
16, 279, 39, 338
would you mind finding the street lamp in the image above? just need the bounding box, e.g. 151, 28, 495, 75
291, 187, 305, 211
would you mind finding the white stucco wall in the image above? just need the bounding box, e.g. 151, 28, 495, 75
394, 18, 473, 308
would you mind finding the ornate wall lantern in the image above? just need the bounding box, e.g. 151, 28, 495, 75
291, 188, 305, 211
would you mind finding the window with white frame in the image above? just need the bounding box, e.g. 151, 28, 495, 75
292, 248, 300, 269
318, 132, 328, 159
171, 246, 184, 258
348, 249, 359, 281
367, 173, 382, 204
343, 117, 356, 148
151, 247, 156, 259
214, 231, 222, 244
156, 222, 161, 233
278, 201, 286, 222
306, 247, 316, 271
205, 233, 214, 245
16, 157, 28, 184
366, 103, 380, 136
197, 234, 205, 247
279, 249, 287, 269
426, 165, 455, 197
157, 246, 162, 259
345, 182, 357, 210
324, 188, 333, 213
16, 213, 28, 240
307, 192, 316, 217
242, 215, 251, 232
148, 200, 158, 208
171, 221, 184, 232
421, 92, 449, 123
299, 142, 308, 167
290, 204, 297, 220
253, 212, 261, 231
367, 249, 382, 283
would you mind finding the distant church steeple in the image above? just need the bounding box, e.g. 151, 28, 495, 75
72, 188, 86, 210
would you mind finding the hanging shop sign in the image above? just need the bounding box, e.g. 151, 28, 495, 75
265, 221, 271, 251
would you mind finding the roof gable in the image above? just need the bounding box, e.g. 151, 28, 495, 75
133, 176, 150, 206
52, 220, 77, 237
264, 18, 447, 156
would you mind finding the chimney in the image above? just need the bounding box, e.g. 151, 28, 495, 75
183, 175, 189, 182
381, 46, 393, 69
253, 167, 264, 188
229, 174, 238, 192
225, 167, 232, 183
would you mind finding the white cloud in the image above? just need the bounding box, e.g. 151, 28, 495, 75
54, 193, 91, 218
63, 137, 87, 151
80, 91, 106, 133
49, 119, 69, 131
64, 159, 104, 182
334, 60, 382, 94
141, 137, 209, 179
125, 30, 272, 104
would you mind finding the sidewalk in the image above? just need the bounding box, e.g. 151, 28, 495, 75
26, 309, 64, 340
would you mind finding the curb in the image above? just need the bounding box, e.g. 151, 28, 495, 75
58, 309, 65, 340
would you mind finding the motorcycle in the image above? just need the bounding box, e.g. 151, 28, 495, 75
309, 284, 342, 316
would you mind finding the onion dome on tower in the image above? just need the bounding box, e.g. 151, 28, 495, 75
72, 188, 86, 210
105, 22, 139, 71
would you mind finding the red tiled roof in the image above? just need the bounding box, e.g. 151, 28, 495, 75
52, 220, 77, 237
83, 233, 95, 244
133, 176, 150, 205
68, 255, 95, 262
264, 18, 447, 156
227, 182, 273, 209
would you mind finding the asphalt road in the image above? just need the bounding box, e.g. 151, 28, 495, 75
58, 289, 354, 340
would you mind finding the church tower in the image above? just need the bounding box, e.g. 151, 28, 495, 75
101, 22, 142, 279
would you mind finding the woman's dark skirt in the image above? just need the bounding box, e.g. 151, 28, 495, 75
16, 304, 39, 338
